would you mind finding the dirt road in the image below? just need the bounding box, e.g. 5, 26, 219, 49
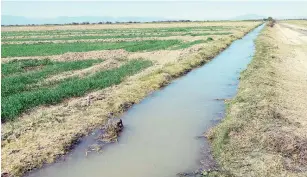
274, 22, 307, 156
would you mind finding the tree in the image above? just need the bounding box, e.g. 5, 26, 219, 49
267, 17, 273, 21
267, 17, 276, 27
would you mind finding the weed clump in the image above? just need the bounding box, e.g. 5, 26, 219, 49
207, 37, 214, 41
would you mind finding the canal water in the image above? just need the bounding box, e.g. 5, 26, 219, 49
27, 24, 264, 177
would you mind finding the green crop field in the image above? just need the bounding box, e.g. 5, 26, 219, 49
1, 59, 152, 121
2, 59, 103, 97
2, 40, 183, 57
0, 22, 251, 122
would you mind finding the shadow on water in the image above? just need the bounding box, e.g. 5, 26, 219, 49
27, 24, 265, 177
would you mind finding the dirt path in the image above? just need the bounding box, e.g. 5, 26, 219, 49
279, 22, 307, 34
277, 23, 307, 44
274, 23, 307, 140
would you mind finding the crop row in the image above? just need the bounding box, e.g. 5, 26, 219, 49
2, 59, 103, 97
2, 40, 182, 57
2, 26, 236, 37
1, 59, 152, 121
2, 32, 231, 42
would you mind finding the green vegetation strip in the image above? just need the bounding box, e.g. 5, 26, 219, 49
171, 39, 212, 50
2, 40, 181, 57
2, 59, 103, 97
2, 32, 231, 42
2, 26, 235, 37
1, 59, 152, 121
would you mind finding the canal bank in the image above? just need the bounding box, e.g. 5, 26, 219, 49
26, 24, 265, 177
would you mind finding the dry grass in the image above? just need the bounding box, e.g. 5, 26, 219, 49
1, 49, 129, 63
1, 21, 261, 176
1, 21, 257, 32
283, 20, 307, 28
207, 23, 307, 176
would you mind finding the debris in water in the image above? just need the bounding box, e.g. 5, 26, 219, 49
101, 118, 124, 142
85, 118, 124, 156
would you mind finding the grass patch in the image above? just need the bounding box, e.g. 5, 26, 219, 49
170, 37, 215, 50
2, 40, 181, 57
183, 32, 231, 37
1, 59, 152, 122
2, 59, 53, 76
2, 33, 172, 42
2, 59, 103, 97
171, 40, 207, 50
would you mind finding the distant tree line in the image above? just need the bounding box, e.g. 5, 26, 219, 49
2, 18, 306, 27
2, 20, 189, 26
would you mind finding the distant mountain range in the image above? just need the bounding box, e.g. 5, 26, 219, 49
2, 14, 306, 26
231, 14, 267, 20
231, 14, 306, 20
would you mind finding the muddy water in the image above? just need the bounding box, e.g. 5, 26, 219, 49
27, 24, 264, 177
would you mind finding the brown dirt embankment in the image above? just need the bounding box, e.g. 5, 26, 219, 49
208, 23, 307, 176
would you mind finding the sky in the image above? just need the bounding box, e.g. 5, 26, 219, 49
1, 1, 307, 20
